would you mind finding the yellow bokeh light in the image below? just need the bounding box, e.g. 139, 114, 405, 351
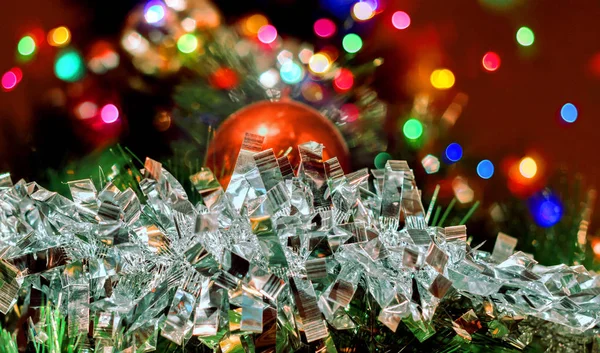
308, 53, 331, 74
594, 242, 600, 256
48, 26, 71, 47
245, 14, 268, 35
519, 157, 537, 179
430, 69, 455, 89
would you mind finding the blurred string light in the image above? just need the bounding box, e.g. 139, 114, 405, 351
519, 156, 537, 178
244, 14, 268, 36
314, 18, 336, 38
352, 2, 374, 21
280, 61, 303, 84
342, 33, 362, 53
421, 154, 440, 174
259, 69, 279, 88
76, 101, 98, 119
528, 190, 563, 228
560, 103, 578, 123
516, 26, 534, 46
430, 69, 455, 89
48, 26, 71, 47
54, 49, 85, 82
100, 104, 119, 123
333, 68, 353, 91
340, 103, 360, 122
2, 68, 22, 91
374, 152, 392, 169
17, 35, 36, 56
257, 25, 277, 44
402, 118, 423, 140
445, 142, 463, 163
308, 53, 331, 74
144, 1, 166, 25
477, 159, 494, 179
391, 11, 410, 29
177, 33, 198, 53
482, 51, 500, 71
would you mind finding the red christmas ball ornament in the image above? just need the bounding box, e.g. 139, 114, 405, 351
209, 67, 239, 90
206, 100, 350, 186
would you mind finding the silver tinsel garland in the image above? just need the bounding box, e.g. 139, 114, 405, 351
0, 133, 599, 352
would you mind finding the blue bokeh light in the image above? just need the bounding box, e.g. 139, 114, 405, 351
477, 159, 494, 179
560, 103, 578, 123
528, 191, 563, 228
144, 1, 166, 24
445, 143, 463, 163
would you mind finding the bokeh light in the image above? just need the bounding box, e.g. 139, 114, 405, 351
144, 1, 166, 24
482, 52, 501, 72
403, 118, 423, 140
560, 103, 578, 123
519, 157, 537, 179
374, 152, 392, 169
528, 191, 563, 228
352, 2, 374, 21
445, 143, 463, 163
298, 48, 314, 64
210, 67, 239, 90
308, 53, 331, 74
594, 242, 600, 256
48, 27, 71, 47
453, 176, 474, 203
54, 49, 85, 82
181, 18, 197, 32
76, 101, 98, 119
177, 33, 198, 53
516, 26, 534, 46
314, 18, 336, 38
100, 104, 119, 123
430, 69, 455, 89
340, 103, 360, 123
17, 36, 36, 56
259, 69, 279, 88
301, 82, 324, 102
342, 34, 363, 53
280, 62, 303, 84
257, 25, 277, 44
477, 159, 495, 179
392, 11, 410, 29
421, 155, 440, 174
1, 70, 18, 91
165, 0, 186, 11
333, 68, 354, 91
244, 14, 268, 36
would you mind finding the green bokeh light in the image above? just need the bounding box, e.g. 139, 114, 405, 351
516, 27, 534, 46
342, 34, 363, 53
403, 118, 423, 140
177, 34, 198, 54
374, 152, 392, 169
17, 36, 36, 56
54, 49, 85, 82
